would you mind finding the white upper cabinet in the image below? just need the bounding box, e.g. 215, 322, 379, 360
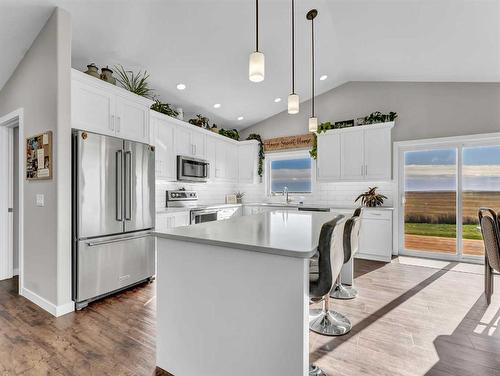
317, 132, 341, 181
238, 141, 259, 184
317, 122, 394, 182
364, 126, 392, 180
151, 112, 176, 181
191, 131, 206, 158
71, 69, 153, 144
340, 130, 364, 180
175, 124, 206, 159
115, 95, 150, 143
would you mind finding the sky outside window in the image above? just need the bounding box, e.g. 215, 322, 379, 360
271, 157, 312, 193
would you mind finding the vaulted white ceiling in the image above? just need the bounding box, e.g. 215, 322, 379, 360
1, 0, 500, 129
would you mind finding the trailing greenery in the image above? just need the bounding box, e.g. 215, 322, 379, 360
246, 133, 265, 177
219, 128, 240, 141
114, 65, 153, 98
309, 122, 334, 159
362, 111, 398, 124
355, 187, 387, 207
151, 97, 179, 118
188, 114, 210, 128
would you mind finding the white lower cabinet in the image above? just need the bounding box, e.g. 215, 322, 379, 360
156, 211, 190, 232
357, 209, 393, 262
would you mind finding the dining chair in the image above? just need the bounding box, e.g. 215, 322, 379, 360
478, 208, 500, 305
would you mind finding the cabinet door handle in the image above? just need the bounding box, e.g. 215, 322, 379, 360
361, 165, 363, 176
117, 116, 121, 133
194, 144, 197, 155
110, 115, 115, 131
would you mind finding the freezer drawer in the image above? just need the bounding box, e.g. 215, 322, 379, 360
76, 232, 155, 303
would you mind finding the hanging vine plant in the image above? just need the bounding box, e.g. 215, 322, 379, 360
246, 133, 264, 177
309, 122, 334, 160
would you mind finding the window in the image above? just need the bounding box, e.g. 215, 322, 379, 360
268, 153, 313, 195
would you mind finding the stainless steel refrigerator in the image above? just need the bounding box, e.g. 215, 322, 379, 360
72, 130, 155, 309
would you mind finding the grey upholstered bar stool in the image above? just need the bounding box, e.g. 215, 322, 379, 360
479, 208, 500, 305
309, 215, 351, 337
331, 209, 362, 300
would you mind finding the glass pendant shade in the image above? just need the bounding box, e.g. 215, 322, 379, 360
309, 117, 318, 132
288, 94, 299, 114
249, 51, 265, 82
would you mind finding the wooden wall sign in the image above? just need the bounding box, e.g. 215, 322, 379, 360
263, 133, 314, 152
26, 131, 52, 180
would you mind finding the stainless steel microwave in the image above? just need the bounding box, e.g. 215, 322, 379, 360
177, 155, 210, 182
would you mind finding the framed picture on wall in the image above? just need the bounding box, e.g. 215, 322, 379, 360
26, 131, 52, 180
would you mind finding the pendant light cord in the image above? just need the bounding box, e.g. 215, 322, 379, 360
291, 0, 295, 94
311, 16, 315, 117
256, 0, 259, 52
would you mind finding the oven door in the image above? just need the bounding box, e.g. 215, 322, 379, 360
190, 210, 219, 224
177, 156, 209, 182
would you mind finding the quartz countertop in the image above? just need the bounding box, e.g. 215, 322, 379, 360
157, 203, 242, 214
243, 202, 394, 211
154, 210, 346, 259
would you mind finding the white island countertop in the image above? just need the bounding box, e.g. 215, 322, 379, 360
154, 210, 345, 259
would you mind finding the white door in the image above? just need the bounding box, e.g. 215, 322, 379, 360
72, 80, 115, 135
364, 127, 391, 180
190, 131, 206, 158
0, 125, 13, 280
175, 125, 192, 156
317, 132, 341, 181
153, 116, 176, 180
115, 95, 149, 143
340, 131, 364, 180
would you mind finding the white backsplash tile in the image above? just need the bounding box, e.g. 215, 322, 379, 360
156, 179, 394, 210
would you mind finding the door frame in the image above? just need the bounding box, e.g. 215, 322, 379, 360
0, 108, 24, 290
394, 131, 500, 263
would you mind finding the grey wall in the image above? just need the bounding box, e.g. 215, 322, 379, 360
0, 8, 72, 309
241, 82, 500, 141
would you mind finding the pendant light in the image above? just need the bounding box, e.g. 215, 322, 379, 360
287, 0, 299, 114
249, 0, 265, 82
307, 9, 318, 132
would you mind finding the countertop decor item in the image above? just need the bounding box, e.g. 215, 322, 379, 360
211, 124, 219, 133
114, 64, 153, 98
355, 187, 387, 207
151, 97, 179, 118
188, 114, 210, 128
235, 192, 245, 204
84, 63, 100, 78
307, 9, 319, 132
100, 66, 116, 85
225, 194, 237, 204
219, 128, 240, 141
246, 133, 264, 177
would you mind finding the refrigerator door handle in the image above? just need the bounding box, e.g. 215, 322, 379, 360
86, 233, 151, 247
116, 150, 123, 221
124, 150, 132, 220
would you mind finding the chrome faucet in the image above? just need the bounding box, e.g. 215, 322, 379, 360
283, 186, 291, 204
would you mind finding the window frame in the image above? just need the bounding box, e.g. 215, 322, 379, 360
265, 149, 316, 197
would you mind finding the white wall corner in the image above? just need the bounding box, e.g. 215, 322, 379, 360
21, 287, 75, 317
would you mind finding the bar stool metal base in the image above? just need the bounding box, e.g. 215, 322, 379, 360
309, 308, 352, 336
331, 282, 358, 300
309, 364, 326, 376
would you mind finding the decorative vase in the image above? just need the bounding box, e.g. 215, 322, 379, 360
100, 66, 116, 85
84, 63, 100, 79
236, 198, 242, 204
176, 108, 184, 121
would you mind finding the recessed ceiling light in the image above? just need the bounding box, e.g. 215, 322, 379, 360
237, 116, 244, 121
213, 103, 221, 108
274, 97, 282, 103
319, 75, 328, 81
176, 83, 186, 90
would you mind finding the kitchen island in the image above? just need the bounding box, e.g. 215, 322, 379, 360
155, 210, 345, 376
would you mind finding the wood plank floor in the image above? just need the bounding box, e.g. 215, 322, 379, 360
0, 258, 499, 375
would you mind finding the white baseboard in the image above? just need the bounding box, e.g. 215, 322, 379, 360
13, 268, 19, 276
21, 287, 75, 317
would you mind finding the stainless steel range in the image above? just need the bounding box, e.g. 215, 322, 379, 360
166, 190, 219, 224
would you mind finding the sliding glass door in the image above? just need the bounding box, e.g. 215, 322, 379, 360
403, 148, 457, 255
399, 138, 500, 262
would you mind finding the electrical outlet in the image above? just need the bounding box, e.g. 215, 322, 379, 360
36, 194, 44, 207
